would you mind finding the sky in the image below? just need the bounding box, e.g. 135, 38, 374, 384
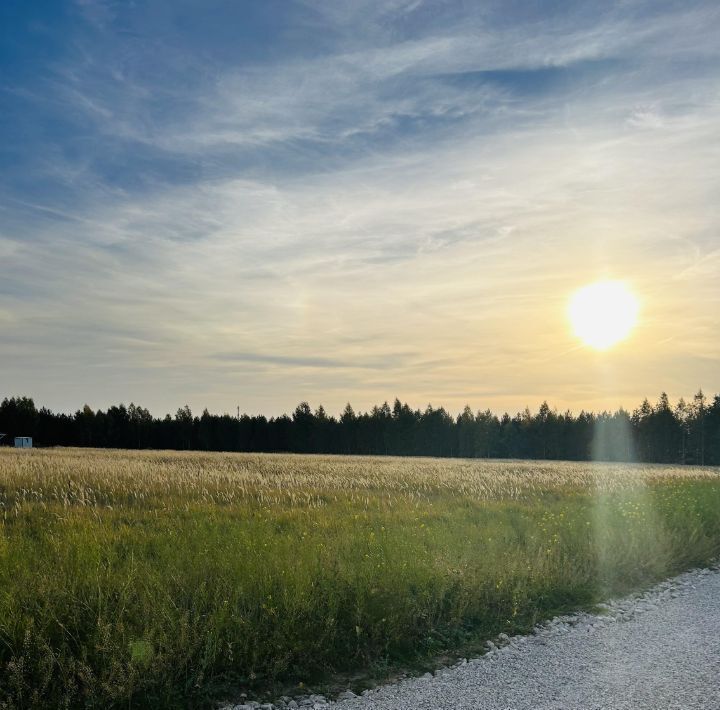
1, 0, 719, 418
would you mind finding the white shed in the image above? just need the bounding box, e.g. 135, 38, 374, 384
14, 437, 32, 448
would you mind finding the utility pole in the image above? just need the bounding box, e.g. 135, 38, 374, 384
237, 405, 240, 421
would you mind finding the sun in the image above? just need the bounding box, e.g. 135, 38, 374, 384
568, 281, 639, 350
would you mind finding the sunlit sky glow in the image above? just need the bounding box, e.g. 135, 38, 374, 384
1, 1, 719, 416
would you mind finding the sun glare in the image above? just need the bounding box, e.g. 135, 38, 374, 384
569, 281, 639, 350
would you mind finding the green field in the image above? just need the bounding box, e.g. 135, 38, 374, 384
1, 448, 719, 709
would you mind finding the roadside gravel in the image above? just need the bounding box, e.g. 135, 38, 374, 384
226, 564, 720, 710
332, 564, 720, 710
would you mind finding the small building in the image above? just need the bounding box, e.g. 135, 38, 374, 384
14, 437, 32, 448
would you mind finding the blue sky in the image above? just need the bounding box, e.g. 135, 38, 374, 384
1, 0, 719, 416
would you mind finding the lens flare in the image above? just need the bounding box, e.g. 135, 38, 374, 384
568, 281, 639, 350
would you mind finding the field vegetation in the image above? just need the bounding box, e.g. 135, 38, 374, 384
1, 448, 719, 708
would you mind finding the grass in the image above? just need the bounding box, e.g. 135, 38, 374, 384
0, 448, 719, 708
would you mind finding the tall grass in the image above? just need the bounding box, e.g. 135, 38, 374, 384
0, 449, 719, 708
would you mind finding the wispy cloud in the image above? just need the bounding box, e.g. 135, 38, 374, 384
213, 351, 414, 370
1, 1, 719, 415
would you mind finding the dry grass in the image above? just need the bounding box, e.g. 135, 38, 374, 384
2, 447, 717, 506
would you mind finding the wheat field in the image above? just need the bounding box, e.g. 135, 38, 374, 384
1, 448, 719, 708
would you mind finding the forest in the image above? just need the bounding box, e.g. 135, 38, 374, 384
1, 391, 718, 465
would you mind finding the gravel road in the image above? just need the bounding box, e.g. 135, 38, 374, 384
330, 565, 720, 710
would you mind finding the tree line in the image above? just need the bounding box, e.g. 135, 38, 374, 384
1, 391, 719, 465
